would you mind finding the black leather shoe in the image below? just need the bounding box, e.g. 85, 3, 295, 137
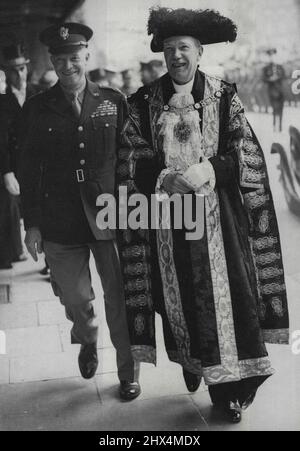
119, 381, 141, 401
223, 401, 242, 424
78, 343, 98, 379
183, 369, 201, 393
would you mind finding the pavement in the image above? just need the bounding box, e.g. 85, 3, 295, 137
0, 108, 300, 431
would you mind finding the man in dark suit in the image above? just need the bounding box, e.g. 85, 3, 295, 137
0, 85, 14, 269
19, 23, 140, 400
1, 43, 40, 192
0, 43, 36, 268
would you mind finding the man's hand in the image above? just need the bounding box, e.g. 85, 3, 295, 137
4, 172, 20, 196
162, 172, 194, 195
24, 228, 43, 262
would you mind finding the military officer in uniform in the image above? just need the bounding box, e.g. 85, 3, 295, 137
19, 23, 140, 400
262, 48, 286, 132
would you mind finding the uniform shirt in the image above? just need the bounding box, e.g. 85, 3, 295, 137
61, 81, 86, 115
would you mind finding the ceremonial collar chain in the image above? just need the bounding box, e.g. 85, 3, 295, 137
143, 86, 226, 110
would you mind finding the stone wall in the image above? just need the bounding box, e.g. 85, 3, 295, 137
67, 0, 300, 71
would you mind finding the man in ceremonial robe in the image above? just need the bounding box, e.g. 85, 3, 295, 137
116, 7, 289, 423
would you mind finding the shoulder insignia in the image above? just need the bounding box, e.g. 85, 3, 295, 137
100, 85, 123, 95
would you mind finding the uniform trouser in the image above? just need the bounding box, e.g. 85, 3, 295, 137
43, 240, 138, 382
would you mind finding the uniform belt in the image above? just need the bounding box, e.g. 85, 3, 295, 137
76, 169, 85, 183
75, 167, 112, 183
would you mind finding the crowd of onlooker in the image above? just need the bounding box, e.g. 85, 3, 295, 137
4, 50, 300, 112
87, 59, 166, 96
222, 47, 300, 112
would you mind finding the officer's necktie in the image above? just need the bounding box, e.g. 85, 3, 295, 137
71, 93, 81, 119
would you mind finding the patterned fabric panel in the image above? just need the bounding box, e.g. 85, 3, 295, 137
225, 93, 289, 342
202, 76, 240, 382
243, 183, 288, 339
116, 93, 158, 363
228, 94, 266, 189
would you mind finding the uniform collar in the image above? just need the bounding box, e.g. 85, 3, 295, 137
79, 78, 103, 124
60, 79, 86, 104
43, 78, 103, 123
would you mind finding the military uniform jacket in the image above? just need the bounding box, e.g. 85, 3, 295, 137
20, 79, 126, 244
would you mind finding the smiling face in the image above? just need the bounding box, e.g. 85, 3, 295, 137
163, 36, 203, 85
50, 47, 89, 91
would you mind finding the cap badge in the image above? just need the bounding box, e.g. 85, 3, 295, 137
59, 27, 69, 40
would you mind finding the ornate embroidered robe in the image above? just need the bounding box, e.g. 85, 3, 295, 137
116, 70, 289, 387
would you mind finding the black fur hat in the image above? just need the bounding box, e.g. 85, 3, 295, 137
148, 7, 237, 52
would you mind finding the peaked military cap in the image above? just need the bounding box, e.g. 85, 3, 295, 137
266, 48, 277, 56
148, 7, 237, 52
89, 68, 106, 83
39, 22, 93, 54
148, 59, 164, 68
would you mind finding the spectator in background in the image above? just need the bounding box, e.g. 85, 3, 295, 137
0, 73, 12, 269
262, 48, 286, 132
139, 60, 165, 86
104, 67, 123, 90
148, 59, 165, 81
88, 67, 108, 87
0, 42, 39, 265
121, 68, 140, 97
140, 61, 152, 85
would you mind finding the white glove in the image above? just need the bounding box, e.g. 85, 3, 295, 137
4, 172, 20, 196
182, 160, 215, 193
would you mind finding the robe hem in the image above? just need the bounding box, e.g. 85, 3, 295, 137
263, 328, 289, 344
167, 351, 274, 385
131, 345, 157, 365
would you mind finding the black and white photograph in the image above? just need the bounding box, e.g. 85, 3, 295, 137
0, 0, 299, 432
